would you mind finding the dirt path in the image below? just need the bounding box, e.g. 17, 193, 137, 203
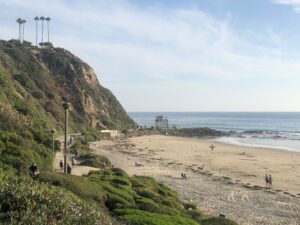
54, 135, 99, 176
90, 137, 300, 225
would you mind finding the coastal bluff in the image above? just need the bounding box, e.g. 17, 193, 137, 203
0, 39, 136, 131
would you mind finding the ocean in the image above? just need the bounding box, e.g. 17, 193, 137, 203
128, 112, 300, 153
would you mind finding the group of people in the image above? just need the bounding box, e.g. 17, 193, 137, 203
181, 172, 187, 179
59, 157, 76, 175
265, 174, 273, 189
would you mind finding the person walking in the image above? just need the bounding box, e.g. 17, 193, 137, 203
59, 160, 63, 170
265, 174, 269, 188
268, 174, 272, 189
67, 163, 72, 175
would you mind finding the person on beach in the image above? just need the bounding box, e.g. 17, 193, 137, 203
265, 174, 269, 187
59, 160, 63, 170
67, 163, 72, 175
269, 174, 272, 189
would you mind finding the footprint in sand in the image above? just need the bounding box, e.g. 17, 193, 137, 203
228, 191, 250, 203
241, 194, 250, 202
228, 191, 236, 203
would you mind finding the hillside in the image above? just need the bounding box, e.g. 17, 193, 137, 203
0, 39, 136, 133
0, 40, 238, 225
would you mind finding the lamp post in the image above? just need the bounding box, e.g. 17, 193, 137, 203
62, 102, 70, 174
50, 129, 56, 152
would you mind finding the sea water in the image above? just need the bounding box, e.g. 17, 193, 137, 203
129, 112, 300, 152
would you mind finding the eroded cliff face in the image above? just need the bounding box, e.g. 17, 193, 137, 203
0, 40, 136, 131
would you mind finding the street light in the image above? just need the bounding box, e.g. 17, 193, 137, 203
50, 129, 56, 152
62, 102, 70, 174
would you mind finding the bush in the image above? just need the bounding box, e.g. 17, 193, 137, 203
114, 209, 200, 225
36, 172, 105, 203
0, 172, 104, 224
0, 130, 53, 174
106, 193, 132, 210
78, 154, 112, 168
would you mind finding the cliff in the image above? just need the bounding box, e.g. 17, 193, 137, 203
0, 39, 136, 132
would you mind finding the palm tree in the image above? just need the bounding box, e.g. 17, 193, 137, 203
21, 19, 26, 43
45, 17, 51, 43
40, 16, 45, 43
34, 17, 39, 46
16, 18, 22, 42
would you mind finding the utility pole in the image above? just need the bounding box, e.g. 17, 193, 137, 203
62, 102, 70, 173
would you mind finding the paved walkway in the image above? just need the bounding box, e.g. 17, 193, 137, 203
54, 135, 99, 176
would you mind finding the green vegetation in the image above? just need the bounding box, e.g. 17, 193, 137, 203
114, 209, 200, 225
0, 39, 136, 131
0, 40, 238, 225
88, 168, 238, 225
0, 171, 106, 225
36, 172, 105, 203
0, 130, 53, 175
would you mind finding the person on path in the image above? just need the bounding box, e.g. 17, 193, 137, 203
268, 174, 272, 189
59, 160, 63, 170
265, 174, 269, 188
67, 163, 72, 175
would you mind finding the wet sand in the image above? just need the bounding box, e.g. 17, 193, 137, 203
90, 135, 300, 225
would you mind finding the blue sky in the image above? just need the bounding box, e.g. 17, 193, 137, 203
1, 0, 300, 112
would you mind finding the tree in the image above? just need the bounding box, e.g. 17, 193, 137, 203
21, 19, 26, 43
34, 17, 39, 46
40, 16, 45, 43
16, 18, 22, 43
45, 17, 51, 43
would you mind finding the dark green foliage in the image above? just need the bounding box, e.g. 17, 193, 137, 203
0, 130, 53, 174
36, 172, 105, 203
84, 168, 238, 224
114, 209, 200, 225
0, 171, 104, 225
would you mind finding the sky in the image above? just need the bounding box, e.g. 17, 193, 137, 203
1, 0, 300, 112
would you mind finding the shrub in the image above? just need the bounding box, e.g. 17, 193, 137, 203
114, 209, 200, 225
0, 172, 104, 224
36, 172, 105, 203
106, 193, 132, 210
78, 154, 112, 168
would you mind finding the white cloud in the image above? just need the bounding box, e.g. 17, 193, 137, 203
272, 0, 300, 12
273, 0, 300, 5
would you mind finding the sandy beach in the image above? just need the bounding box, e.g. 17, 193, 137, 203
90, 135, 300, 225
